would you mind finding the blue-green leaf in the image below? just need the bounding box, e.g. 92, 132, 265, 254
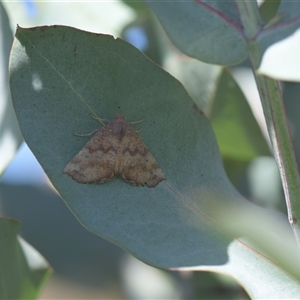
0, 2, 23, 175
145, 1, 247, 65
9, 25, 300, 298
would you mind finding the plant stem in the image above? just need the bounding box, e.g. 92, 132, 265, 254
235, 0, 300, 246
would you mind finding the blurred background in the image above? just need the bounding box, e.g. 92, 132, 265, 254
1, 0, 299, 299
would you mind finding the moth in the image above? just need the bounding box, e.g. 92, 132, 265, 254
64, 114, 165, 187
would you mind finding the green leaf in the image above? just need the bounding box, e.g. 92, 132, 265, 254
144, 1, 247, 65
165, 57, 269, 161
121, 0, 150, 15
209, 69, 270, 160
9, 26, 300, 298
284, 82, 300, 166
0, 2, 23, 175
258, 1, 300, 66
211, 237, 300, 299
212, 204, 300, 298
259, 0, 281, 24
165, 56, 221, 112
0, 218, 52, 299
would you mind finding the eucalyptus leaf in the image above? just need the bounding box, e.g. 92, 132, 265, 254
10, 25, 233, 267
209, 70, 270, 160
0, 2, 23, 175
259, 0, 280, 23
144, 1, 247, 65
166, 58, 269, 161
0, 218, 51, 299
9, 25, 300, 298
165, 56, 221, 112
258, 1, 300, 67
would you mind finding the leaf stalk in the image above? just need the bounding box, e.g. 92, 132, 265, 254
235, 0, 300, 246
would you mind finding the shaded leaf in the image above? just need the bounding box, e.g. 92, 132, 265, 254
258, 29, 300, 81
284, 82, 300, 166
121, 0, 150, 16
209, 69, 270, 160
166, 57, 269, 161
259, 0, 281, 24
144, 1, 247, 65
165, 55, 221, 111
0, 2, 23, 175
0, 218, 51, 299
258, 1, 300, 69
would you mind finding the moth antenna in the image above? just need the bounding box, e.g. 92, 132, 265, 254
90, 114, 106, 125
73, 128, 98, 137
130, 118, 145, 132
129, 118, 145, 125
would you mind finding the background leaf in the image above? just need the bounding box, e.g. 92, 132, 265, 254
165, 55, 221, 112
0, 218, 51, 299
209, 69, 270, 161
144, 0, 247, 65
0, 1, 23, 175
257, 1, 300, 80
258, 1, 300, 62
166, 57, 269, 161
259, 0, 281, 24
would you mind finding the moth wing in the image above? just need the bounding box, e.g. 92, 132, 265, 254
63, 125, 119, 183
119, 126, 165, 187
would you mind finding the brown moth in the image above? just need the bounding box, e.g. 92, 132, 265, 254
63, 114, 165, 187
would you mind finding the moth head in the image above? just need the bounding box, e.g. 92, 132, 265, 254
111, 114, 128, 137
